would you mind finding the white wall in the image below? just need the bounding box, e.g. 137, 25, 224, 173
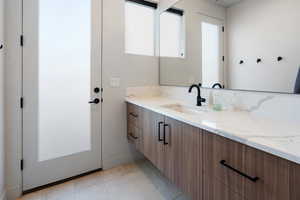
227, 0, 300, 93
160, 0, 226, 86
102, 0, 159, 169
159, 0, 179, 13
0, 0, 5, 199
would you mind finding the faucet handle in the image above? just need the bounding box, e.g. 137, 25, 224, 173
196, 96, 206, 106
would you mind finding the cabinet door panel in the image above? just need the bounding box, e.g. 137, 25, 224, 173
163, 117, 183, 183
142, 109, 164, 166
163, 117, 202, 200
178, 122, 202, 200
180, 123, 202, 200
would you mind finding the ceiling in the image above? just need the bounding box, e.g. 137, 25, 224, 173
208, 0, 242, 7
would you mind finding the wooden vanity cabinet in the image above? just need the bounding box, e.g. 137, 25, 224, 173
138, 106, 203, 200
141, 108, 164, 167
203, 131, 245, 196
163, 117, 202, 200
203, 174, 245, 200
290, 163, 300, 200
126, 103, 143, 152
126, 103, 300, 200
243, 145, 296, 200
203, 130, 300, 200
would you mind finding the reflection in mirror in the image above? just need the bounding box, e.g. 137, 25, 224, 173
160, 9, 184, 58
159, 0, 300, 94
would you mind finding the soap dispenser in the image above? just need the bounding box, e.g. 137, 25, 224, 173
212, 91, 223, 111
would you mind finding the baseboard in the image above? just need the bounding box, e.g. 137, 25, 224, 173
0, 189, 6, 200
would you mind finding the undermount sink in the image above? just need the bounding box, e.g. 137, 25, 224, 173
160, 103, 208, 115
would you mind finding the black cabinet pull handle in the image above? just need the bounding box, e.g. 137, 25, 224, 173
129, 113, 138, 118
220, 160, 259, 182
158, 122, 164, 142
163, 124, 169, 145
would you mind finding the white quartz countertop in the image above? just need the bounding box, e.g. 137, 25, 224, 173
125, 96, 300, 165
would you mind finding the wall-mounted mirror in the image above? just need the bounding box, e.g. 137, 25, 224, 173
159, 0, 300, 94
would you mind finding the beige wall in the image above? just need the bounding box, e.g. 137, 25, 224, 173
102, 0, 159, 168
0, 0, 5, 198
227, 0, 300, 93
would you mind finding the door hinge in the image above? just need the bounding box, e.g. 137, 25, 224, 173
222, 56, 225, 62
20, 159, 24, 171
101, 98, 103, 103
20, 97, 24, 109
101, 88, 103, 92
20, 35, 24, 46
222, 26, 225, 32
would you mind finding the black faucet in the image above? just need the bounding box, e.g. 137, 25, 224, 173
212, 83, 224, 89
188, 84, 206, 106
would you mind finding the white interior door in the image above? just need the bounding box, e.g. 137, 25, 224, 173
200, 15, 224, 88
22, 0, 102, 191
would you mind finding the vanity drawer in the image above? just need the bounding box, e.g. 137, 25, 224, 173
204, 130, 298, 200
203, 131, 245, 195
127, 122, 140, 140
127, 103, 140, 128
127, 103, 143, 151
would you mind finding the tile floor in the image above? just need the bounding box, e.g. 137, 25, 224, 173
18, 160, 190, 200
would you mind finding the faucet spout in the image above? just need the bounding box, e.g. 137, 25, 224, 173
188, 84, 200, 94
188, 84, 206, 106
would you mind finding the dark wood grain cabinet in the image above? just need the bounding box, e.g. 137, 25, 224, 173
139, 107, 203, 199
126, 103, 300, 200
243, 146, 290, 200
290, 163, 300, 200
127, 103, 143, 152
203, 131, 245, 196
203, 174, 245, 200
140, 108, 164, 166
203, 130, 300, 200
163, 117, 202, 200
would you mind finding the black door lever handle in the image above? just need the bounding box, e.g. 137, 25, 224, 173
89, 98, 100, 104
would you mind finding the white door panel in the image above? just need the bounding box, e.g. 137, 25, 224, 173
23, 0, 102, 191
200, 15, 225, 88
